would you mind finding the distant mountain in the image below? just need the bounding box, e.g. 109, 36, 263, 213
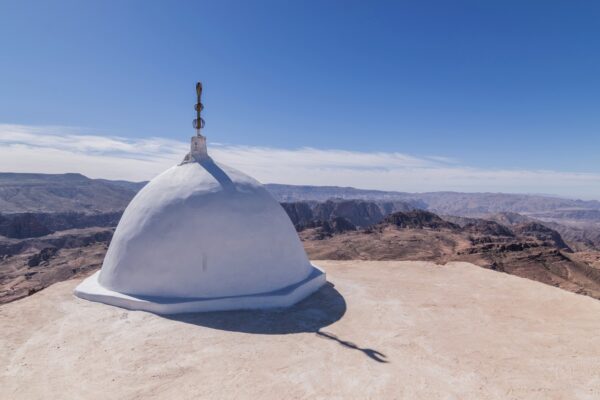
281, 199, 417, 229
412, 192, 600, 216
3, 173, 599, 217
265, 184, 424, 204
94, 178, 148, 192
1, 174, 599, 250
0, 212, 122, 239
267, 184, 600, 216
0, 173, 145, 213
484, 212, 600, 252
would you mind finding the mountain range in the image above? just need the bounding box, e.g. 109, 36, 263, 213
0, 173, 144, 214
1, 172, 600, 304
2, 173, 599, 219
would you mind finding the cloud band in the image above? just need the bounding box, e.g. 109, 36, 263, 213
0, 124, 599, 199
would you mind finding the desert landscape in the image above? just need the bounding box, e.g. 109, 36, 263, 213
2, 172, 600, 304
3, 2, 600, 397
3, 171, 600, 399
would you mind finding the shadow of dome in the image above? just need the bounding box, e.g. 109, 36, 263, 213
165, 282, 346, 334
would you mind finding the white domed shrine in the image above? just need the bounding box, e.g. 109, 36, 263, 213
74, 83, 325, 314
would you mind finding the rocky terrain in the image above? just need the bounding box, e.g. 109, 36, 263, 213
300, 209, 600, 300
0, 228, 112, 303
1, 173, 600, 304
6, 203, 597, 304
269, 184, 600, 249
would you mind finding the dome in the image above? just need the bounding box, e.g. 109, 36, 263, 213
74, 83, 325, 314
75, 155, 325, 313
99, 161, 312, 297
102, 159, 316, 297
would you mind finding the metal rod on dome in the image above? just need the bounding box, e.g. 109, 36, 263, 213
194, 82, 205, 137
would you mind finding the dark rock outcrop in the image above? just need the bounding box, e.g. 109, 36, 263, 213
381, 210, 460, 230
312, 200, 384, 228
27, 247, 58, 267
0, 212, 122, 239
463, 220, 515, 237
281, 199, 416, 230
0, 213, 53, 238
280, 202, 315, 228
513, 222, 571, 251
320, 217, 357, 235
0, 228, 114, 257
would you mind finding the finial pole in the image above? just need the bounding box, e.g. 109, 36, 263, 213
186, 81, 209, 162
194, 82, 205, 137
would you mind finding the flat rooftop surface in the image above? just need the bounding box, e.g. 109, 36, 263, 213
2, 260, 600, 399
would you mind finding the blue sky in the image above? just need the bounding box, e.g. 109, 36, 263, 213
1, 1, 599, 197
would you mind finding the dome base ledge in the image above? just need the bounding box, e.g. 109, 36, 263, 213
74, 264, 326, 314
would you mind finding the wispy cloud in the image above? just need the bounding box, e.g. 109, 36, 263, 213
1, 124, 599, 199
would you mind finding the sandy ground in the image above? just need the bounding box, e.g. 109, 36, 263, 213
2, 260, 600, 400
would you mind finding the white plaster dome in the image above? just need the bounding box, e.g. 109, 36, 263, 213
100, 159, 313, 298
75, 150, 325, 313
75, 82, 325, 313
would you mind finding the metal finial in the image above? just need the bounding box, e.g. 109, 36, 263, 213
193, 82, 205, 136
